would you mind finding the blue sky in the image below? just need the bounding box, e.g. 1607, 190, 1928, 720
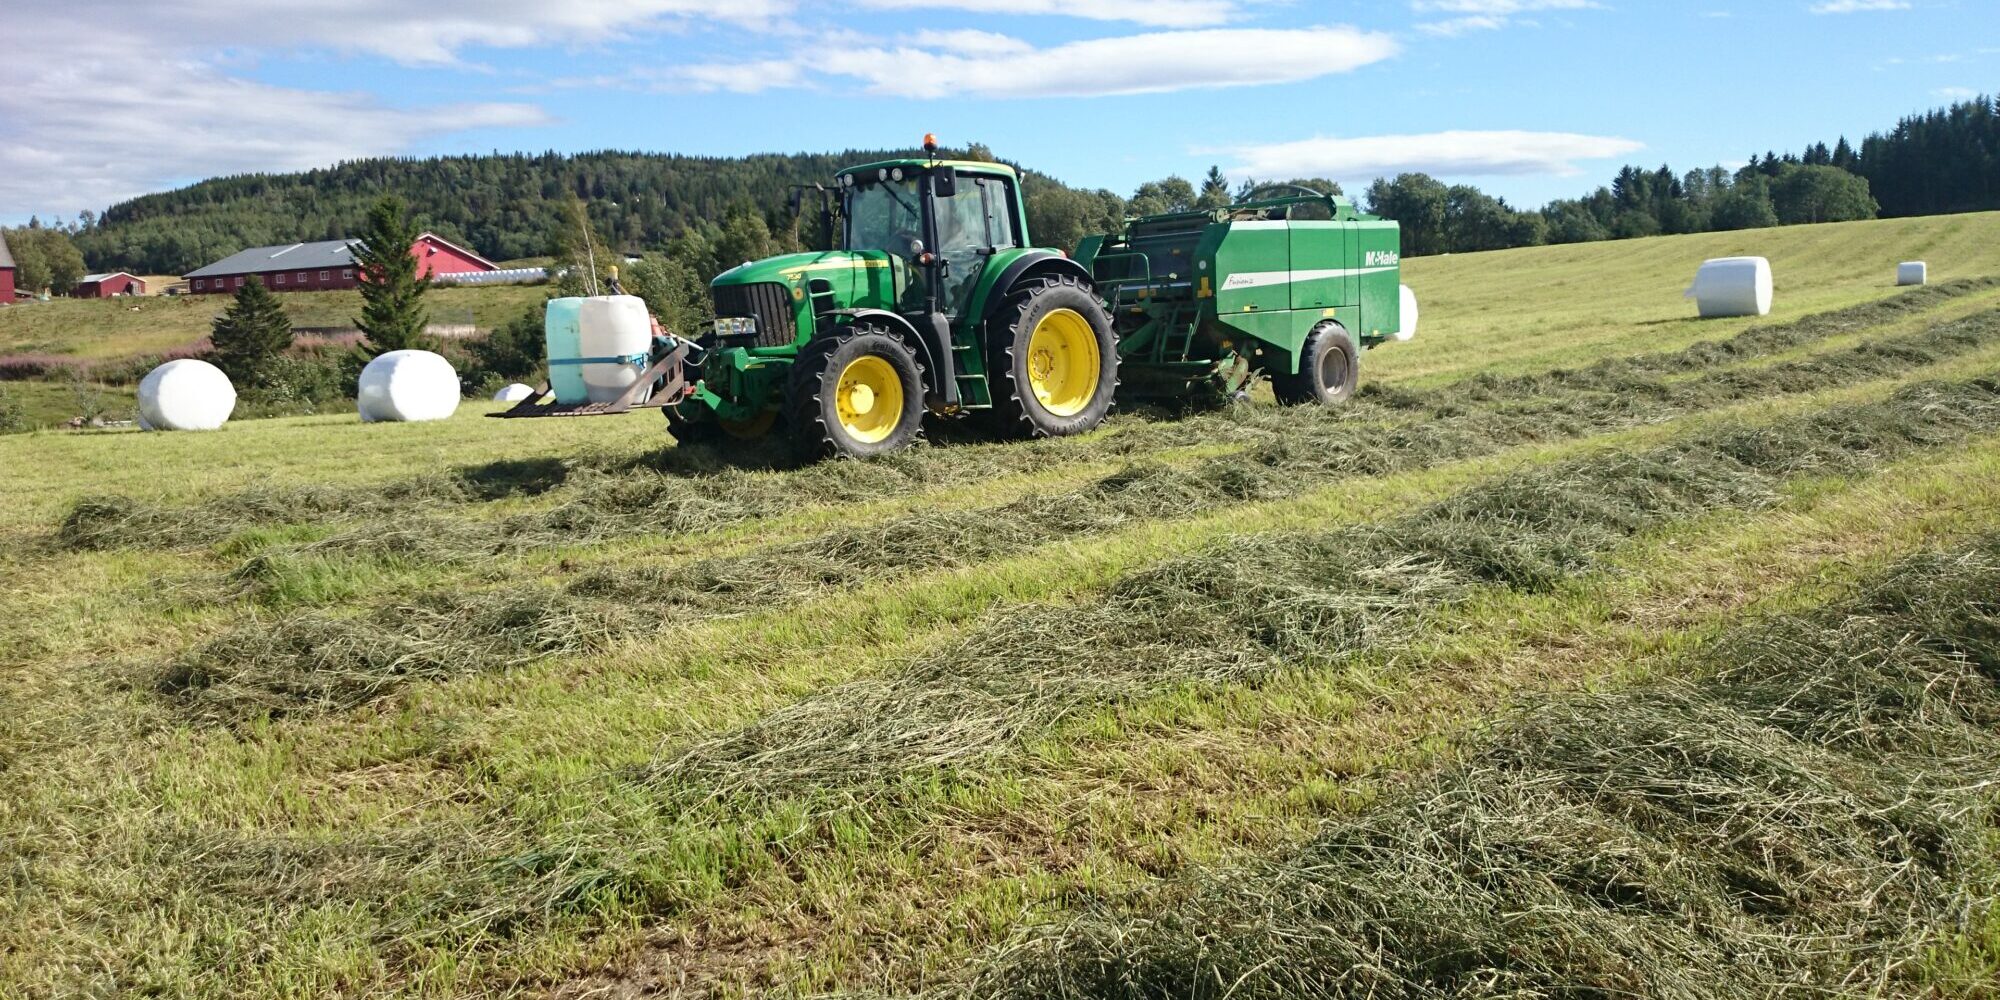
1, 0, 1992, 226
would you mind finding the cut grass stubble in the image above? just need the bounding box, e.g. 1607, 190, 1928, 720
150, 302, 2000, 722
964, 539, 2000, 998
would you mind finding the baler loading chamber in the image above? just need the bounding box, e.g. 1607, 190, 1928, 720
1091, 214, 1211, 306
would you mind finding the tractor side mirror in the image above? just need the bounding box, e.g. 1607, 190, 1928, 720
932, 165, 958, 198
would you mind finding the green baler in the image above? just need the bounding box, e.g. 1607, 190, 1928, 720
1079, 186, 1403, 405
652, 144, 1405, 460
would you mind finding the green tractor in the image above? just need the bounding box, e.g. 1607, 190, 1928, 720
658, 139, 1405, 459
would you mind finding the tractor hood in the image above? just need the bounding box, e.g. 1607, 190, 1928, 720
712, 250, 887, 288
712, 249, 902, 315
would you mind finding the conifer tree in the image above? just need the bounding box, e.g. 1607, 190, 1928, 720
209, 276, 294, 381
351, 196, 432, 356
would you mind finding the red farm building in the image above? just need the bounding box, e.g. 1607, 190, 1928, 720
75, 272, 146, 298
0, 231, 17, 303
182, 232, 497, 294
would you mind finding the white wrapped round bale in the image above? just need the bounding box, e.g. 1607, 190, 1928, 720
1897, 261, 1927, 287
1684, 257, 1773, 318
1393, 284, 1419, 342
493, 382, 536, 402
137, 359, 236, 431
356, 350, 460, 423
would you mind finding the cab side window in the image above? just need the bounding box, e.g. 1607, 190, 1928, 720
977, 177, 1021, 248
937, 183, 989, 252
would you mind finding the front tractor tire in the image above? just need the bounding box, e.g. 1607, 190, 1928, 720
663, 402, 777, 445
787, 326, 925, 461
987, 276, 1119, 438
1271, 321, 1359, 407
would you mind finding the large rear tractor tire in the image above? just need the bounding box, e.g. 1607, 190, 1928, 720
787, 326, 926, 461
1271, 321, 1358, 407
986, 276, 1119, 438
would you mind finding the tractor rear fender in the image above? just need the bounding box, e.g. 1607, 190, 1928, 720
972, 251, 1096, 326
819, 309, 940, 390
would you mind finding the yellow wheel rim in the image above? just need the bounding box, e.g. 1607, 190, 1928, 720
1026, 308, 1102, 418
834, 354, 904, 444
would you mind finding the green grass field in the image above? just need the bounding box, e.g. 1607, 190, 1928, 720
5, 213, 2000, 999
0, 282, 549, 361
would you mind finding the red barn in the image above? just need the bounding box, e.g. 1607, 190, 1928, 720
183, 232, 497, 294
75, 272, 146, 298
410, 232, 498, 279
0, 231, 16, 304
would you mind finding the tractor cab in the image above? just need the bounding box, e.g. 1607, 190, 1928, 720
832, 157, 1027, 318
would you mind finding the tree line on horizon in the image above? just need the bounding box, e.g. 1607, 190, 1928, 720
37, 93, 2000, 278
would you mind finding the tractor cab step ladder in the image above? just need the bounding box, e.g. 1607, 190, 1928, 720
488, 340, 693, 418
950, 335, 984, 404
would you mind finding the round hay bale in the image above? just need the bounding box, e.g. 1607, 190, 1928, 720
137, 359, 236, 431
492, 382, 535, 402
1897, 261, 1927, 286
1684, 256, 1773, 318
356, 350, 460, 423
1394, 284, 1419, 342
1680, 256, 1776, 318
577, 295, 652, 404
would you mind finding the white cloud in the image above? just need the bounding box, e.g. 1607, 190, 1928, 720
904, 29, 1036, 56
852, 0, 1236, 29
1418, 15, 1508, 35
1411, 0, 1604, 35
16, 0, 793, 66
1808, 0, 1910, 12
1413, 0, 1601, 11
0, 59, 547, 219
1935, 86, 1980, 99
0, 0, 770, 217
782, 26, 1399, 98
1218, 130, 1645, 182
676, 60, 811, 93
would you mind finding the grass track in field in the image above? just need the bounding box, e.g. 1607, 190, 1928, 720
961, 540, 2000, 999
633, 437, 2000, 994
139, 307, 2000, 723
48, 277, 1999, 559
50, 372, 1990, 1000
9, 216, 2000, 999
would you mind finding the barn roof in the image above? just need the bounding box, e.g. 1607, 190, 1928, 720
81, 272, 139, 283
0, 231, 14, 270
416, 231, 499, 270
185, 239, 358, 279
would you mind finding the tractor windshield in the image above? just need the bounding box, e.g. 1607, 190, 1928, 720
843, 177, 924, 256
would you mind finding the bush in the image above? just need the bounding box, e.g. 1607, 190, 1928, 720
465, 300, 548, 386
0, 384, 26, 433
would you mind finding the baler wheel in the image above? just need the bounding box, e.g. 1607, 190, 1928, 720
787, 325, 925, 461
1272, 321, 1358, 407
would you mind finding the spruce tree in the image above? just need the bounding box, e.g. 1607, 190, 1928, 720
351, 196, 432, 356
209, 276, 294, 381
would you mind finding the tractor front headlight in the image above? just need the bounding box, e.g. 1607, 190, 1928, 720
714, 316, 759, 339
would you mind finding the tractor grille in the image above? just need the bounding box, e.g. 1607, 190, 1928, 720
712, 282, 798, 347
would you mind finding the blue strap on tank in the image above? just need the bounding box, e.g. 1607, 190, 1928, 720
548, 353, 649, 366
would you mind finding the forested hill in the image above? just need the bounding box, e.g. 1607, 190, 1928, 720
65, 95, 2000, 276
74, 149, 987, 275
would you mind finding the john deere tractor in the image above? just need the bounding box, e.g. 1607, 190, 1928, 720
658, 139, 1404, 459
